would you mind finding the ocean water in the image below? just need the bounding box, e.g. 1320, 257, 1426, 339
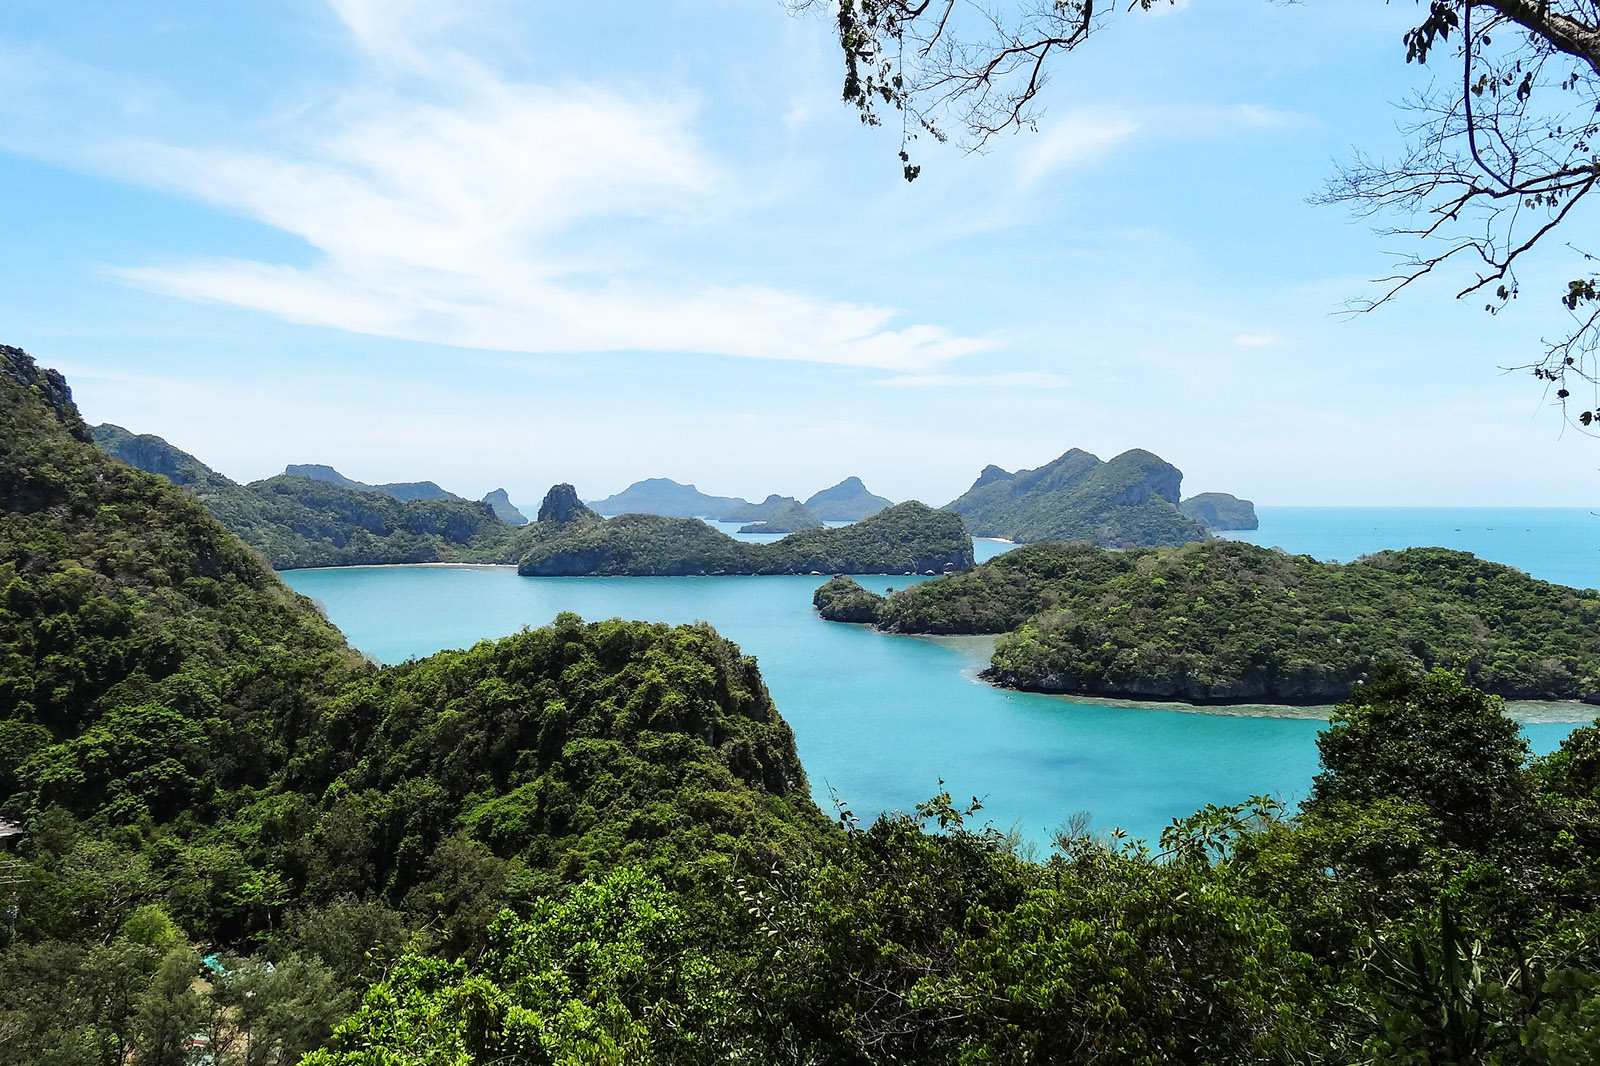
1230, 507, 1600, 590
282, 509, 1597, 847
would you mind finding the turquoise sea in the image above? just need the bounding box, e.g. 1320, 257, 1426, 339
283, 507, 1599, 847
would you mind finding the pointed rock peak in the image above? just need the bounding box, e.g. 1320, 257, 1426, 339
481, 488, 529, 525
538, 483, 600, 524
971, 464, 1014, 490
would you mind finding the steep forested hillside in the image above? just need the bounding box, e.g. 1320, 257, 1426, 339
93, 424, 529, 569
0, 345, 827, 1062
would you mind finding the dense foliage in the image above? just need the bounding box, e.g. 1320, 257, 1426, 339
0, 347, 826, 1063
304, 667, 1600, 1065
811, 575, 886, 623
944, 447, 1213, 547
204, 474, 525, 570
517, 502, 972, 576
93, 424, 531, 569
14, 346, 1600, 1063
821, 539, 1600, 703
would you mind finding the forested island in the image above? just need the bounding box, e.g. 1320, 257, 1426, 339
944, 447, 1254, 547
816, 539, 1600, 703
9, 343, 1600, 1060
517, 489, 971, 576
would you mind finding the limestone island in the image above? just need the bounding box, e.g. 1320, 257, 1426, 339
519, 487, 971, 577
944, 447, 1253, 547
815, 539, 1600, 705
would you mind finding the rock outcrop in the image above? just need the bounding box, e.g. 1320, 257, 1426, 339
482, 488, 529, 525
537, 483, 601, 524
1180, 492, 1259, 531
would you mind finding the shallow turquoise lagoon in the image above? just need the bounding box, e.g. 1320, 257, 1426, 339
283, 509, 1596, 847
284, 566, 1334, 845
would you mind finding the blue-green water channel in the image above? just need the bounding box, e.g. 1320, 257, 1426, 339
283, 508, 1598, 846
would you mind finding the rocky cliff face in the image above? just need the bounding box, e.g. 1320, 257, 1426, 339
2, 344, 89, 441
1180, 492, 1259, 531
1106, 450, 1184, 507
537, 483, 601, 524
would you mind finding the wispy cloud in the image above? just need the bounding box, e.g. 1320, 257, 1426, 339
56, 2, 997, 371
1015, 103, 1305, 188
1017, 111, 1142, 188
871, 370, 1072, 389
1233, 331, 1286, 348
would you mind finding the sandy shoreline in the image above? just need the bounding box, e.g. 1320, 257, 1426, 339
285, 562, 517, 573
910, 633, 1596, 723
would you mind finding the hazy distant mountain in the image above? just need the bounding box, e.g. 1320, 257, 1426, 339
285, 463, 462, 502
481, 488, 529, 525
739, 499, 824, 534
721, 494, 815, 524
1180, 492, 1259, 531
805, 477, 892, 521
589, 478, 749, 518
944, 448, 1211, 547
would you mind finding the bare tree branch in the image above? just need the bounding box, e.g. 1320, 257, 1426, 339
800, 0, 1600, 429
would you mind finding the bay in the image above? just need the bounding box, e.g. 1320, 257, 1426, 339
283, 508, 1598, 847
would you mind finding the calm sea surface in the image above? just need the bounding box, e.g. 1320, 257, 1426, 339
282, 507, 1598, 846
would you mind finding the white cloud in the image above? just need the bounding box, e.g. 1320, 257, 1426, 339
871, 370, 1072, 389
1013, 103, 1304, 188
1017, 111, 1142, 187
1233, 331, 1286, 348
70, 1, 996, 372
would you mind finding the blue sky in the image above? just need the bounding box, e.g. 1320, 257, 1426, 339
3, 0, 1598, 507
